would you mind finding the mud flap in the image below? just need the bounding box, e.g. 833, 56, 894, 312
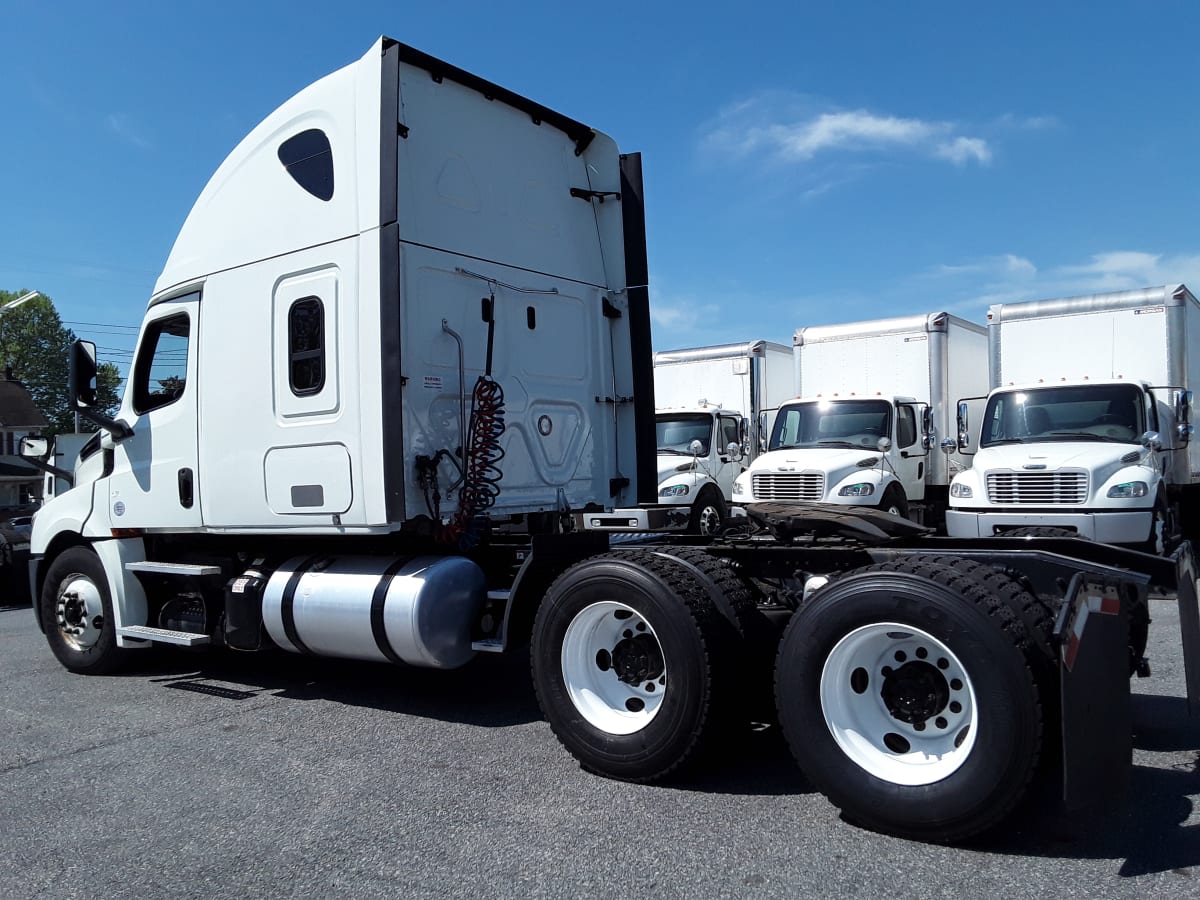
1173, 542, 1200, 718
1056, 573, 1131, 811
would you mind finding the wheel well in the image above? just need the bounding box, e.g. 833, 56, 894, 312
31, 533, 91, 634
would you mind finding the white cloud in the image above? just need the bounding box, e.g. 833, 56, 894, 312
922, 250, 1200, 321
934, 137, 992, 166
700, 94, 990, 168
106, 113, 152, 150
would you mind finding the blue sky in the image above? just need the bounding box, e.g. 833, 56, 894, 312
3, 0, 1199, 381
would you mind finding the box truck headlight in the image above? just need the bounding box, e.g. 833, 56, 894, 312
950, 483, 973, 498
732, 477, 747, 497
838, 482, 874, 497
659, 484, 690, 498
1107, 481, 1148, 499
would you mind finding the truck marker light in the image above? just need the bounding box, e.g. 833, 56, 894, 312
111, 528, 143, 538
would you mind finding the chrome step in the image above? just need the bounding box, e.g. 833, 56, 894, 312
117, 625, 211, 646
125, 561, 221, 576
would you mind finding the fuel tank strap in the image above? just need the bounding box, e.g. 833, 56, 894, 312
370, 558, 413, 665
280, 556, 320, 655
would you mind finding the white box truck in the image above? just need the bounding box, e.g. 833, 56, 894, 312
945, 285, 1199, 552
651, 340, 790, 532
24, 37, 1200, 846
733, 312, 987, 523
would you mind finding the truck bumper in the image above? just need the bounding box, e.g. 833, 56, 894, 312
945, 509, 1152, 544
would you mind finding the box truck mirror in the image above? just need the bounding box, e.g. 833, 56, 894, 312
1177, 390, 1193, 425
1141, 430, 1163, 452
725, 441, 744, 462
957, 401, 970, 451
876, 436, 892, 453
940, 437, 957, 456
689, 439, 705, 457
757, 411, 768, 453
1179, 424, 1195, 443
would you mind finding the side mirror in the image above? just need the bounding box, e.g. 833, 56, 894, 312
19, 435, 49, 460
1177, 390, 1193, 445
70, 340, 99, 409
1141, 430, 1163, 452
940, 437, 957, 456
757, 411, 768, 453
876, 436, 893, 453
689, 439, 705, 457
921, 407, 934, 450
725, 441, 744, 462
67, 338, 133, 440
957, 400, 970, 451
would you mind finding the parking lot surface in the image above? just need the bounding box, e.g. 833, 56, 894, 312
1, 597, 1198, 898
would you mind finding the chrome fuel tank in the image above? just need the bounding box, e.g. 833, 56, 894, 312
262, 555, 486, 669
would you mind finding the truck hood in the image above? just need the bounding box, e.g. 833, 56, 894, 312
748, 447, 880, 478
657, 455, 702, 483
974, 441, 1143, 475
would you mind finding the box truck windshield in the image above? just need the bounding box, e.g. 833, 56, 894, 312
770, 400, 892, 450
981, 384, 1147, 447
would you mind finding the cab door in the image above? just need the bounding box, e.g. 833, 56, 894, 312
106, 295, 201, 529
893, 402, 928, 500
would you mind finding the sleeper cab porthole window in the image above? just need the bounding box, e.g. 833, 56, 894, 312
289, 297, 325, 396
278, 129, 334, 201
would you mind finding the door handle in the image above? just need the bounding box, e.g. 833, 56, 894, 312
178, 468, 194, 508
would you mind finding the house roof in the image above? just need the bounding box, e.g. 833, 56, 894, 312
0, 370, 48, 428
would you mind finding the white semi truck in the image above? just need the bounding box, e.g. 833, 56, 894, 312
651, 340, 791, 533
946, 285, 1199, 552
732, 312, 987, 525
26, 37, 1200, 845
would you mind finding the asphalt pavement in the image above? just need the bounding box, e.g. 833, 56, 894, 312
1, 597, 1197, 898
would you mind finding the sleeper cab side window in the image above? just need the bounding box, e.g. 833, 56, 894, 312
289, 297, 325, 396
278, 129, 334, 201
133, 313, 190, 415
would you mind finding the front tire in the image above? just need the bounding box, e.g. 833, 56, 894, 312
531, 550, 741, 782
876, 484, 909, 519
775, 559, 1042, 842
688, 488, 727, 535
40, 547, 128, 675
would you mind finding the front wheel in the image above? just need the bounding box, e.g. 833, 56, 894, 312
775, 559, 1042, 842
531, 551, 741, 782
40, 546, 128, 675
688, 488, 727, 535
876, 484, 909, 519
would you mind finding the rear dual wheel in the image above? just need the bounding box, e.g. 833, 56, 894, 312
775, 557, 1047, 842
531, 549, 757, 781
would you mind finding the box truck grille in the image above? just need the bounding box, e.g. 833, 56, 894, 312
986, 471, 1088, 505
752, 473, 825, 501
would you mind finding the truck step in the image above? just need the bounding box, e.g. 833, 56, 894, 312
125, 561, 222, 576
117, 625, 211, 646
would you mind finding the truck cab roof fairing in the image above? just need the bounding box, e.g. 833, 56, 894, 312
154, 40, 386, 298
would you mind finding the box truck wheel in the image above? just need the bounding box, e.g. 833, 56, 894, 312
531, 550, 742, 782
774, 558, 1042, 842
688, 486, 727, 535
876, 484, 909, 519
40, 547, 129, 675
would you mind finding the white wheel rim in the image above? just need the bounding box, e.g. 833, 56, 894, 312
820, 622, 978, 785
55, 575, 104, 652
697, 505, 722, 534
561, 601, 666, 735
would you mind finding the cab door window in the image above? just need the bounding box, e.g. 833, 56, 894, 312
132, 313, 190, 414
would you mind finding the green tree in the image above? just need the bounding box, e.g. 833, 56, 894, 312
0, 289, 122, 436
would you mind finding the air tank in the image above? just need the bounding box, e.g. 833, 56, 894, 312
262, 555, 486, 669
